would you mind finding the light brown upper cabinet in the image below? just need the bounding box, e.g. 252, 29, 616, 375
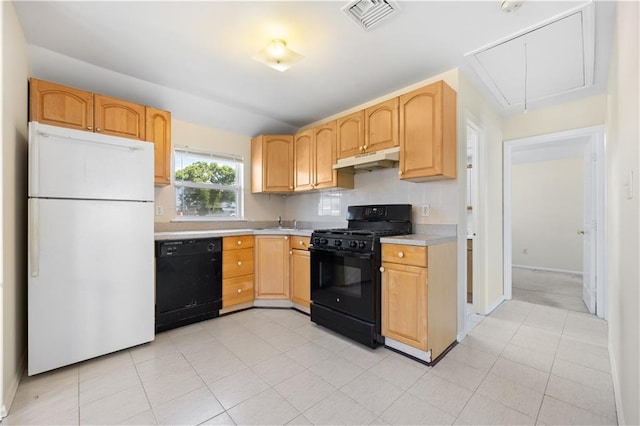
94, 94, 145, 140
336, 111, 365, 159
146, 107, 172, 186
251, 135, 294, 193
294, 122, 353, 191
365, 98, 398, 153
29, 79, 94, 132
398, 80, 457, 182
294, 129, 314, 191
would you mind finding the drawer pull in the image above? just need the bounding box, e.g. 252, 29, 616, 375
398, 251, 405, 258
299, 240, 305, 246
284, 236, 289, 240
379, 266, 385, 272
237, 288, 242, 293
290, 250, 293, 255
237, 261, 242, 266
237, 240, 242, 246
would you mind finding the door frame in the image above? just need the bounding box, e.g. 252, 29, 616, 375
503, 126, 606, 318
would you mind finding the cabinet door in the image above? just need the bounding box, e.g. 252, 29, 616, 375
263, 135, 294, 192
336, 111, 364, 159
290, 249, 310, 307
255, 236, 290, 299
94, 94, 146, 140
294, 130, 314, 191
223, 248, 254, 279
29, 78, 94, 132
381, 262, 428, 351
399, 81, 456, 181
365, 98, 398, 152
145, 107, 171, 186
314, 121, 337, 189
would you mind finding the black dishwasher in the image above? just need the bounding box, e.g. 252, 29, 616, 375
155, 238, 222, 332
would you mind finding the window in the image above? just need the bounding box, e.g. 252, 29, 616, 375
174, 147, 243, 219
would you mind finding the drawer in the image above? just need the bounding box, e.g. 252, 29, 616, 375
290, 236, 311, 251
223, 275, 254, 307
382, 244, 427, 267
223, 248, 254, 278
223, 235, 254, 251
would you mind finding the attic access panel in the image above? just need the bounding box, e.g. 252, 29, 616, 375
466, 4, 594, 110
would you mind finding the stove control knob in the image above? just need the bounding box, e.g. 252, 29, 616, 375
313, 237, 321, 245
320, 238, 328, 245
349, 241, 357, 248
358, 241, 366, 249
334, 240, 342, 247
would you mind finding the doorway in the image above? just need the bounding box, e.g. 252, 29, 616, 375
503, 126, 606, 318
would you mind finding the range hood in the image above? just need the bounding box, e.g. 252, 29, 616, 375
333, 146, 399, 173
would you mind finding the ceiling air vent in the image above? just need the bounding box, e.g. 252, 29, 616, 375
342, 0, 400, 31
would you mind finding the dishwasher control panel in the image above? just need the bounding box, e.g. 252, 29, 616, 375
157, 238, 222, 257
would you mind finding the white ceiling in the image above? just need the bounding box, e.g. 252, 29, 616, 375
13, 1, 616, 136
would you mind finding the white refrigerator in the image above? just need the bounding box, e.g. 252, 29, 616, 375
28, 122, 155, 376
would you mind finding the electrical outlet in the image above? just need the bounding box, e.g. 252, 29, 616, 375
421, 204, 430, 217
523, 248, 528, 255
155, 205, 164, 216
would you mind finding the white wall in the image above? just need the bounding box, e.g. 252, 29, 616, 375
605, 1, 640, 424
511, 157, 584, 272
2, 0, 30, 414
457, 72, 504, 315
154, 119, 286, 224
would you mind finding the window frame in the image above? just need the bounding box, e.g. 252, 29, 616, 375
173, 146, 244, 221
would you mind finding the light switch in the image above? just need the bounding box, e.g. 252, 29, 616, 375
155, 205, 164, 216
625, 171, 634, 200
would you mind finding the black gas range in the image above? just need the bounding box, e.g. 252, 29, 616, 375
309, 204, 412, 348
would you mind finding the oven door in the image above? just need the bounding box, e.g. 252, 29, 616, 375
310, 247, 378, 323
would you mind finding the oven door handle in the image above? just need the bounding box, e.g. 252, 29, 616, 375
309, 246, 373, 260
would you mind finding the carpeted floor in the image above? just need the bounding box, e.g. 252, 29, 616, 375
512, 267, 588, 313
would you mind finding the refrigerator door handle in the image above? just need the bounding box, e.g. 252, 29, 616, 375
30, 200, 39, 277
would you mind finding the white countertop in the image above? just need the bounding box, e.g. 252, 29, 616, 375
379, 234, 456, 246
155, 228, 313, 241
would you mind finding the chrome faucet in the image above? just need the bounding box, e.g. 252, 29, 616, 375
293, 220, 298, 230
277, 216, 282, 228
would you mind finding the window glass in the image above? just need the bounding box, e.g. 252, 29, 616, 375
174, 148, 243, 219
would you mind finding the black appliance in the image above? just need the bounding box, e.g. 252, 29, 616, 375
310, 204, 412, 348
155, 238, 222, 332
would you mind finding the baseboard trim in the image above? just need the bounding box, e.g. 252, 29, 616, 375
608, 345, 626, 425
512, 264, 583, 276
2, 351, 26, 418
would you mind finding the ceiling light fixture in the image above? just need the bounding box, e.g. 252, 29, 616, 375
500, 0, 523, 13
253, 39, 303, 72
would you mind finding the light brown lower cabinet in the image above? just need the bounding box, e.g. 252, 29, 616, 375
381, 241, 457, 360
289, 236, 311, 308
222, 236, 255, 308
255, 235, 290, 299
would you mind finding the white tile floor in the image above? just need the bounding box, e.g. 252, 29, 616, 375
5, 301, 617, 425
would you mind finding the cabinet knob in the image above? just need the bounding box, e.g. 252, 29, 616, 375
379, 266, 385, 272
96, 128, 101, 132
87, 126, 93, 130
363, 145, 368, 150
237, 240, 242, 246
237, 260, 242, 266
299, 240, 305, 246
237, 288, 242, 294
398, 170, 403, 176
398, 251, 405, 258
290, 250, 293, 255
359, 146, 365, 151
284, 236, 289, 240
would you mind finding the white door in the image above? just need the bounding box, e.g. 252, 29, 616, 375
28, 198, 154, 375
29, 122, 153, 201
582, 141, 597, 314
